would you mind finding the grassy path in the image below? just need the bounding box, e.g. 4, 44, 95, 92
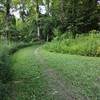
10, 45, 49, 100
34, 48, 73, 100
10, 45, 70, 100
10, 45, 100, 100
37, 48, 100, 100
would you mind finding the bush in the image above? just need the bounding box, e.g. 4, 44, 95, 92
0, 50, 12, 83
89, 30, 100, 34
43, 33, 100, 57
53, 28, 62, 38
0, 41, 33, 99
6, 41, 34, 54
0, 44, 12, 99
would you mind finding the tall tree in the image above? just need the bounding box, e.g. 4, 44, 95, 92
51, 0, 99, 36
4, 0, 11, 42
36, 0, 40, 39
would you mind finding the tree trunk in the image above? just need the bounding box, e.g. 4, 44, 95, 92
47, 0, 50, 15
36, 0, 40, 40
20, 0, 25, 22
5, 0, 11, 43
60, 0, 65, 25
46, 0, 50, 42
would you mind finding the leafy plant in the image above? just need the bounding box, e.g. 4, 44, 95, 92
44, 33, 100, 57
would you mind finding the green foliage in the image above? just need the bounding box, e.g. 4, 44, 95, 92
39, 16, 54, 41
44, 33, 100, 57
51, 0, 99, 36
54, 30, 74, 40
0, 44, 12, 100
9, 42, 34, 54
0, 41, 34, 99
0, 0, 99, 41
53, 28, 62, 37
0, 48, 11, 83
16, 18, 37, 42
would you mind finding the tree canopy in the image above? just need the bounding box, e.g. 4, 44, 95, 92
0, 0, 99, 41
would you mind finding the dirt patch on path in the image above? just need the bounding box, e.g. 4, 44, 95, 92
34, 48, 75, 100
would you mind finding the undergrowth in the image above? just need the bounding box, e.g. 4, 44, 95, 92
0, 41, 34, 99
44, 33, 100, 57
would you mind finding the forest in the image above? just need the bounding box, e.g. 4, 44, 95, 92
0, 0, 100, 100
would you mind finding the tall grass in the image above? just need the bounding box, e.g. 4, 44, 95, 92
44, 33, 100, 57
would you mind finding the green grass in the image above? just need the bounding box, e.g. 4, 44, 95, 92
38, 48, 100, 100
9, 45, 100, 100
10, 45, 50, 100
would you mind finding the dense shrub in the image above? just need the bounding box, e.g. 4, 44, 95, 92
43, 33, 100, 57
9, 42, 33, 54
0, 50, 11, 83
0, 44, 11, 100
0, 41, 34, 99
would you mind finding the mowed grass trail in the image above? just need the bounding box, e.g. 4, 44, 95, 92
35, 48, 100, 100
10, 45, 100, 100
10, 45, 50, 100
